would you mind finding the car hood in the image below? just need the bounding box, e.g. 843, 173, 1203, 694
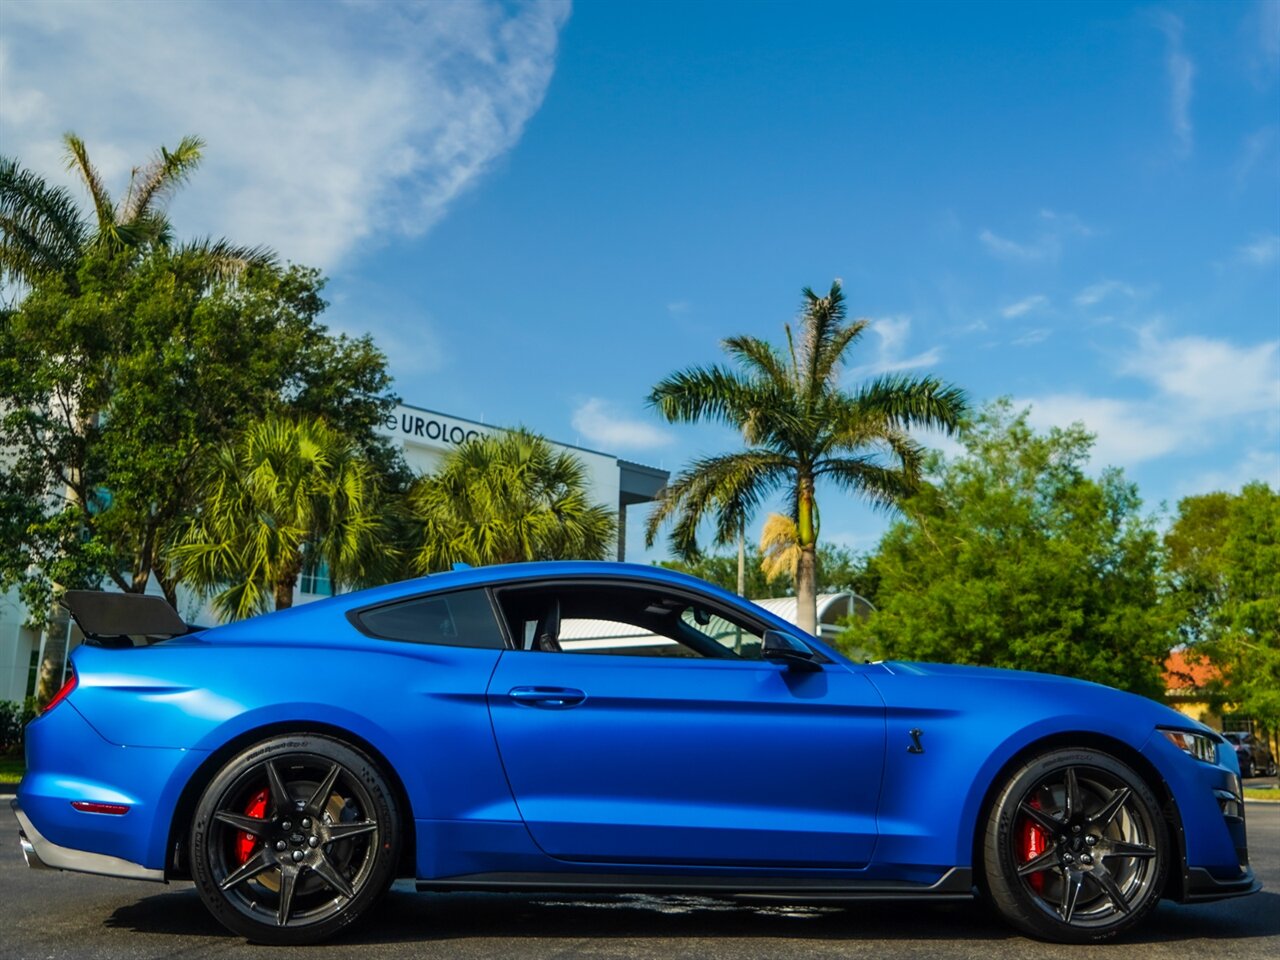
874, 660, 1215, 735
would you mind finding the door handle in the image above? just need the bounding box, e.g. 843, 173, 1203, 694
507, 686, 586, 708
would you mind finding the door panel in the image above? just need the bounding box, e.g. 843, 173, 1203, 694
487, 650, 886, 868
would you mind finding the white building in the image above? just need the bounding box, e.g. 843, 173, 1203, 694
0, 402, 668, 703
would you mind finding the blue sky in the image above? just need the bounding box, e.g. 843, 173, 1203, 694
3, 0, 1277, 561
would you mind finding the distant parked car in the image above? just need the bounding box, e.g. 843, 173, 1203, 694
1222, 731, 1276, 778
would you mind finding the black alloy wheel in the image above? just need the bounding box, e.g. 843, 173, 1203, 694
982, 748, 1167, 943
191, 734, 400, 944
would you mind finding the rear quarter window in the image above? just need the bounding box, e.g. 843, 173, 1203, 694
354, 588, 506, 649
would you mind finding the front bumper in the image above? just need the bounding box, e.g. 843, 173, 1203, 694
12, 798, 163, 881
1182, 863, 1261, 902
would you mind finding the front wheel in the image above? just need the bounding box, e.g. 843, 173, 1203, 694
190, 734, 401, 945
981, 748, 1168, 943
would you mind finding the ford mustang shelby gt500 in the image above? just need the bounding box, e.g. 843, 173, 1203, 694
14, 562, 1257, 944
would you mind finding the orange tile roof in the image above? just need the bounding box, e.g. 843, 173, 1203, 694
1164, 649, 1221, 692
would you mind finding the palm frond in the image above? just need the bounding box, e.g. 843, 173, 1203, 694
121, 135, 204, 223
648, 364, 772, 430
644, 450, 791, 558
62, 133, 116, 234
848, 373, 969, 433
173, 237, 278, 283
0, 155, 89, 283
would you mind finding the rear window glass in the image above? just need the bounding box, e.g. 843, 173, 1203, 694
356, 589, 505, 649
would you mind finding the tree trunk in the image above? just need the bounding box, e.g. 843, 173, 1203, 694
274, 554, 302, 611
795, 545, 818, 636
795, 474, 818, 636
274, 575, 296, 611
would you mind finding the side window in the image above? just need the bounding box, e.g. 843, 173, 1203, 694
496, 583, 768, 660
356, 588, 506, 649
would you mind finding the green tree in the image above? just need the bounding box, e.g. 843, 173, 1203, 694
646, 281, 966, 634
0, 253, 397, 617
174, 416, 389, 619
841, 400, 1174, 697
409, 430, 616, 571
1167, 484, 1280, 733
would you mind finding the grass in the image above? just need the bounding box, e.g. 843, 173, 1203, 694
1244, 786, 1278, 802
0, 756, 23, 786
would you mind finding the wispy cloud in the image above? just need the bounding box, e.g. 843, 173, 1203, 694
1234, 126, 1277, 187
0, 0, 571, 270
1001, 294, 1048, 318
571, 398, 671, 451
1075, 280, 1138, 307
978, 209, 1092, 264
978, 229, 1058, 263
1011, 328, 1051, 347
851, 317, 943, 375
1158, 12, 1195, 156
665, 300, 691, 315
1238, 233, 1280, 265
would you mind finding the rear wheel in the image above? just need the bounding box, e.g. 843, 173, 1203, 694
982, 748, 1167, 943
190, 734, 400, 945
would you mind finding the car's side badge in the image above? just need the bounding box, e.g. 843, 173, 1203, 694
908, 728, 925, 754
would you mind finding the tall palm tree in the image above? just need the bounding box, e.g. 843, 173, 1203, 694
174, 416, 387, 620
409, 429, 616, 571
646, 281, 967, 635
0, 134, 272, 293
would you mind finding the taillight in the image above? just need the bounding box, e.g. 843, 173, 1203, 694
42, 667, 76, 715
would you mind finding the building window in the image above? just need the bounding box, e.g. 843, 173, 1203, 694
25, 650, 38, 699
299, 558, 333, 597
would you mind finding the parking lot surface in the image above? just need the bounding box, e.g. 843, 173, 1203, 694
1, 797, 1276, 960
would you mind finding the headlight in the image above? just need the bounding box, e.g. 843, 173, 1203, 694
1160, 728, 1218, 764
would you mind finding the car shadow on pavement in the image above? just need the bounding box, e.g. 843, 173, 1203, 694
104, 884, 1280, 946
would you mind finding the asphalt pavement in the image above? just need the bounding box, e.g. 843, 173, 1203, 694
0, 796, 1276, 960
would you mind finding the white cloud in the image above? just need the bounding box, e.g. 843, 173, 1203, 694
1001, 294, 1047, 318
1022, 325, 1280, 470
1075, 279, 1138, 307
0, 0, 571, 270
1238, 233, 1280, 265
666, 301, 691, 315
571, 398, 671, 451
1022, 394, 1184, 466
1158, 13, 1195, 156
851, 316, 943, 376
1121, 325, 1280, 416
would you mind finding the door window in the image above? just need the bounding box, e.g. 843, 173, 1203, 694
496, 583, 770, 659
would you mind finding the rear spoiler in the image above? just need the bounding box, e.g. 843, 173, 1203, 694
60, 590, 202, 647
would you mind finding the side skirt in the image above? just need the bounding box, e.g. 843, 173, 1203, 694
417, 866, 974, 900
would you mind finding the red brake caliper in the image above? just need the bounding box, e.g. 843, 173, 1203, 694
1021, 795, 1048, 893
235, 788, 269, 864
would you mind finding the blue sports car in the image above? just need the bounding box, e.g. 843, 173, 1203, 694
13, 561, 1257, 945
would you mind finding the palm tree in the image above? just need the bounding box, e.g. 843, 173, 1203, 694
1, 133, 272, 293
646, 281, 967, 635
409, 429, 616, 571
174, 416, 387, 619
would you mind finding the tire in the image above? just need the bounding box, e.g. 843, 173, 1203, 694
981, 747, 1168, 944
1241, 758, 1254, 779
190, 734, 401, 945
1266, 760, 1277, 778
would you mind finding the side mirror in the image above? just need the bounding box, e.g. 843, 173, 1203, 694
762, 629, 820, 670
